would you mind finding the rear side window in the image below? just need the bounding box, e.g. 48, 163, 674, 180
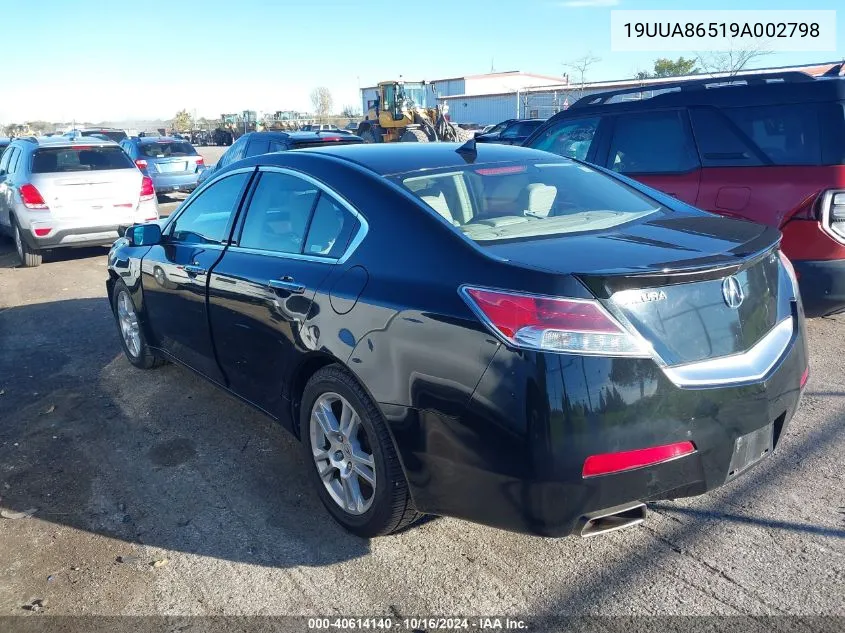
238, 172, 319, 254
245, 137, 271, 157
607, 111, 698, 174
304, 195, 359, 258
139, 141, 196, 158
31, 146, 135, 173
7, 148, 21, 174
530, 117, 599, 161
689, 108, 764, 167
723, 104, 821, 165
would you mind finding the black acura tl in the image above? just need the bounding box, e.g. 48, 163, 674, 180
107, 142, 809, 538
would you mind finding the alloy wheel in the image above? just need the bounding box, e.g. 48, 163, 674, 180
116, 290, 142, 358
309, 392, 376, 515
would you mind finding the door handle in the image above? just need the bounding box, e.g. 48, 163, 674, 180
183, 264, 207, 275
268, 278, 305, 294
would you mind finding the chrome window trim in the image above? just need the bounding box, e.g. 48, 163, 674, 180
237, 166, 368, 265
661, 316, 794, 388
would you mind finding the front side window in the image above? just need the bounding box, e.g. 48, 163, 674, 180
31, 146, 135, 173
530, 117, 599, 161
392, 160, 665, 244
168, 172, 250, 244
607, 111, 698, 174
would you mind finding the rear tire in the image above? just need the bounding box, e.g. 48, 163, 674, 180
399, 128, 430, 143
111, 280, 166, 370
300, 365, 422, 537
12, 219, 42, 267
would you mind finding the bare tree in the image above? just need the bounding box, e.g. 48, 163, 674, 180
696, 45, 771, 76
563, 53, 601, 98
340, 104, 360, 118
310, 87, 334, 122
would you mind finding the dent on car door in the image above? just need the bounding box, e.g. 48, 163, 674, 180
139, 169, 253, 383
207, 168, 363, 421
601, 110, 701, 206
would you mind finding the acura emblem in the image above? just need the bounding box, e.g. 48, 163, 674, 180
722, 276, 744, 309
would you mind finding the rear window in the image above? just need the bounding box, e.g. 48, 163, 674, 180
83, 130, 127, 143
392, 160, 664, 243
723, 104, 821, 165
139, 141, 197, 158
31, 146, 135, 173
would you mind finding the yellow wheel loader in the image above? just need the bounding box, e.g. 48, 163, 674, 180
356, 80, 473, 143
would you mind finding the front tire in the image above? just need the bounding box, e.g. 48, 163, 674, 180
301, 366, 421, 537
399, 128, 430, 143
111, 280, 165, 370
13, 219, 42, 267
359, 127, 380, 144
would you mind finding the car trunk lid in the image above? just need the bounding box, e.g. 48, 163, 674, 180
482, 213, 784, 365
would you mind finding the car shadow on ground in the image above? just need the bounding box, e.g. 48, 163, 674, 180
0, 297, 370, 568
0, 238, 109, 270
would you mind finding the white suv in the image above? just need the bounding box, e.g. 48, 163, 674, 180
0, 136, 159, 266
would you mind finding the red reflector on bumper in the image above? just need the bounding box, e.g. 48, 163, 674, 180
34, 228, 52, 237
582, 441, 696, 478
800, 366, 809, 388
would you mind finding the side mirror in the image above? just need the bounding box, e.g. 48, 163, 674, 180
126, 223, 162, 247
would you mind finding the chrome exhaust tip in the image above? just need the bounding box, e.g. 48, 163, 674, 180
578, 502, 647, 538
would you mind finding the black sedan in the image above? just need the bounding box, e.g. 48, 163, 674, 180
107, 143, 808, 538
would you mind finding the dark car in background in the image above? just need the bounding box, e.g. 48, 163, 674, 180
524, 71, 845, 316
475, 118, 545, 145
120, 136, 205, 200
197, 130, 363, 185
64, 127, 128, 143
107, 143, 807, 539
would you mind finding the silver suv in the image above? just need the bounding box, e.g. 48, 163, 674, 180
0, 136, 158, 266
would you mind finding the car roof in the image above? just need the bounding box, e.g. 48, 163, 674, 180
561, 74, 845, 117
137, 136, 189, 143
296, 142, 562, 176
22, 135, 117, 148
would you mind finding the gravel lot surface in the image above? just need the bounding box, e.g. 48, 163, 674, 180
0, 143, 842, 627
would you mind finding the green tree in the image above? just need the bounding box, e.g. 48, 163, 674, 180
171, 109, 192, 132
638, 57, 699, 80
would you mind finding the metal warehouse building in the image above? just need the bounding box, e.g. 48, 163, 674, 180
360, 62, 843, 127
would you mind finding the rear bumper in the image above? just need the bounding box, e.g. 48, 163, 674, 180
22, 225, 124, 249
149, 171, 202, 194
793, 259, 845, 317
388, 314, 808, 537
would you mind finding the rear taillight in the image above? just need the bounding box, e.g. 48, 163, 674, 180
135, 159, 148, 170
582, 441, 696, 478
196, 157, 205, 166
778, 250, 800, 297
820, 189, 845, 243
140, 176, 155, 202
19, 184, 48, 210
461, 286, 650, 357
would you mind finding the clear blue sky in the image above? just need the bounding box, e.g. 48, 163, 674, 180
1, 0, 842, 123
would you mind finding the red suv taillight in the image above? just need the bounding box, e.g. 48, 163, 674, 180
19, 184, 48, 210
820, 189, 845, 243
140, 176, 155, 202
195, 157, 205, 166
460, 286, 650, 357
135, 159, 148, 170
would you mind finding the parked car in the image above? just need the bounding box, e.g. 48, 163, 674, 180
191, 130, 211, 146
0, 136, 157, 266
0, 137, 10, 157
301, 124, 341, 132
524, 72, 845, 317
197, 130, 363, 186
475, 118, 545, 145
64, 127, 128, 143
120, 136, 205, 200
107, 142, 807, 538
